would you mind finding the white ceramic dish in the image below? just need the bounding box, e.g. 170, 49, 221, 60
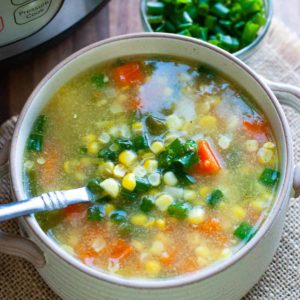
1, 33, 300, 300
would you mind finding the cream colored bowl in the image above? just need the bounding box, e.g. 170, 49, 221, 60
1, 33, 300, 300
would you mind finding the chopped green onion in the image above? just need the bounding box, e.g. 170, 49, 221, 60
147, 15, 164, 24
27, 133, 43, 152
211, 3, 230, 18
87, 178, 102, 194
135, 177, 151, 192
115, 138, 133, 150
110, 209, 128, 223
206, 189, 224, 207
98, 147, 117, 161
147, 1, 165, 15
259, 168, 280, 187
234, 222, 255, 241
133, 134, 149, 150
87, 204, 105, 221
145, 115, 166, 135
140, 196, 155, 213
91, 74, 107, 88
167, 202, 191, 219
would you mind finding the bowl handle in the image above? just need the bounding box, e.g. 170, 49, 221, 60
265, 79, 300, 197
0, 125, 46, 268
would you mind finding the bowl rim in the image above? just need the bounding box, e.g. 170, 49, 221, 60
10, 32, 293, 289
139, 0, 273, 59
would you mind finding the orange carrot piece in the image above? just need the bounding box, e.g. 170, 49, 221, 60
176, 256, 199, 274
159, 250, 176, 266
39, 147, 60, 184
125, 97, 143, 111
109, 239, 134, 261
243, 120, 267, 137
112, 62, 144, 87
195, 140, 220, 174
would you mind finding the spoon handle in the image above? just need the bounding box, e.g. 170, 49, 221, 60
0, 187, 91, 222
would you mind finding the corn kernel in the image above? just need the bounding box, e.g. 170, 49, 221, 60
164, 186, 184, 199
163, 171, 178, 186
145, 218, 156, 228
199, 186, 210, 198
183, 190, 197, 202
87, 141, 100, 155
218, 134, 232, 150
131, 240, 144, 252
64, 161, 72, 173
145, 260, 161, 275
148, 172, 161, 186
132, 165, 147, 177
130, 213, 148, 226
250, 200, 266, 210
156, 194, 173, 211
119, 150, 137, 167
105, 203, 116, 215
142, 152, 156, 160
187, 207, 205, 225
231, 206, 246, 220
199, 115, 217, 130
150, 141, 164, 154
98, 132, 111, 144
166, 115, 183, 130
132, 122, 143, 134
221, 248, 232, 259
257, 147, 273, 164
98, 161, 114, 176
144, 159, 158, 173
195, 246, 210, 258
155, 219, 166, 229
122, 173, 136, 191
150, 240, 165, 256
83, 134, 96, 143
113, 164, 127, 178
100, 178, 119, 198
245, 139, 259, 152
263, 142, 275, 149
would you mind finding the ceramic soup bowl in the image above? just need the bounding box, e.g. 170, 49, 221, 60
1, 33, 300, 300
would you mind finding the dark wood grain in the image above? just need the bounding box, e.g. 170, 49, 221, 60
0, 0, 299, 124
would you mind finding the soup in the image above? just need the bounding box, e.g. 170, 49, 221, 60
24, 56, 280, 278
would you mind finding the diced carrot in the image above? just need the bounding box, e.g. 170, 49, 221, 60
194, 140, 220, 175
64, 203, 88, 217
243, 119, 268, 139
39, 147, 60, 183
75, 226, 108, 259
176, 256, 198, 274
112, 62, 144, 88
125, 97, 143, 111
109, 239, 134, 261
197, 217, 228, 246
159, 250, 176, 266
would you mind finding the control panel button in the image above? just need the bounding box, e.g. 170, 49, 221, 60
14, 0, 52, 25
12, 0, 32, 5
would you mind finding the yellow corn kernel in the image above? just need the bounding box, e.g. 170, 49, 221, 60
150, 240, 165, 256
130, 213, 148, 226
199, 186, 210, 198
221, 248, 232, 259
166, 115, 183, 130
245, 139, 259, 152
195, 246, 210, 258
100, 178, 119, 198
63, 161, 72, 173
156, 194, 173, 211
144, 159, 158, 173
132, 122, 143, 134
148, 172, 161, 187
122, 173, 136, 191
105, 204, 116, 215
145, 260, 161, 275
155, 219, 166, 229
98, 161, 114, 176
131, 240, 144, 252
119, 150, 137, 167
83, 134, 96, 143
250, 200, 266, 210
263, 142, 275, 149
87, 141, 100, 155
183, 189, 197, 202
150, 141, 164, 154
257, 148, 273, 164
199, 115, 217, 130
232, 206, 246, 220
142, 152, 156, 160
187, 207, 205, 225
164, 133, 179, 146
113, 164, 127, 178
163, 171, 178, 186
145, 218, 156, 228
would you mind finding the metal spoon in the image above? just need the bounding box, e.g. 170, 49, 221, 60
0, 187, 91, 222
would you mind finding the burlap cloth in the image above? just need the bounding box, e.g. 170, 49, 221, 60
0, 18, 300, 300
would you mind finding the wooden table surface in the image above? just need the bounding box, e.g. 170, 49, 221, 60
0, 0, 299, 124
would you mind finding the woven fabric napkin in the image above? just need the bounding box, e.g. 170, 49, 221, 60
0, 18, 300, 300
